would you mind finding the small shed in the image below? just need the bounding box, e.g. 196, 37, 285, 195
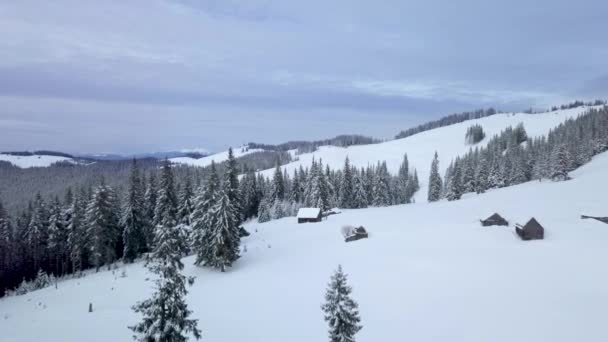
345, 226, 368, 243
480, 213, 508, 227
297, 208, 322, 224
515, 218, 545, 240
581, 215, 608, 224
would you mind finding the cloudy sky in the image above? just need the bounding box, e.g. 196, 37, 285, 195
0, 0, 606, 154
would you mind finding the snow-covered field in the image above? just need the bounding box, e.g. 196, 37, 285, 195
2, 151, 608, 342
170, 147, 264, 168
258, 106, 600, 202
0, 154, 73, 168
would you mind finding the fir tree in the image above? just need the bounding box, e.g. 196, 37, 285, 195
86, 181, 120, 271
121, 160, 148, 263
339, 157, 354, 209
47, 196, 68, 275
427, 152, 443, 202
154, 159, 179, 228
177, 173, 195, 226
130, 223, 201, 342
205, 187, 241, 272
191, 162, 220, 266
550, 144, 571, 181
271, 160, 285, 201
67, 190, 88, 272
446, 160, 463, 201
224, 147, 242, 224
321, 265, 363, 342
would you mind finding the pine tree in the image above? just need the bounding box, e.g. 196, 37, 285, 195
177, 173, 195, 226
205, 187, 240, 272
271, 160, 285, 201
321, 265, 363, 342
67, 190, 88, 273
86, 181, 120, 271
427, 152, 443, 202
352, 173, 368, 209
121, 160, 148, 263
0, 199, 13, 293
143, 172, 158, 246
130, 223, 201, 342
26, 193, 49, 273
550, 144, 571, 181
396, 154, 410, 204
224, 148, 242, 223
339, 157, 354, 209
154, 159, 179, 228
191, 162, 220, 266
372, 162, 391, 206
48, 196, 68, 275
446, 160, 463, 201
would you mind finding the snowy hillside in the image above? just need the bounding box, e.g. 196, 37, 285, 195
2, 151, 608, 342
170, 146, 263, 167
0, 154, 73, 168
258, 106, 600, 202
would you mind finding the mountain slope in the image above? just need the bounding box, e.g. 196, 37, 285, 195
170, 146, 263, 167
0, 154, 74, 168
258, 105, 600, 202
1, 151, 608, 342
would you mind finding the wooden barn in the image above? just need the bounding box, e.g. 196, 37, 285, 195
581, 215, 608, 224
515, 218, 545, 240
297, 208, 322, 224
480, 213, 508, 227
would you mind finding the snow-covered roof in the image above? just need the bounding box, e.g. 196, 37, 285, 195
297, 208, 321, 219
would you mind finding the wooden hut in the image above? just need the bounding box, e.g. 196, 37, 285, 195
297, 208, 322, 224
344, 226, 368, 243
581, 215, 608, 224
480, 213, 508, 227
515, 218, 544, 240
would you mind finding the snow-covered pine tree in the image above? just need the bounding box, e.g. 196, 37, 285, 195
372, 162, 391, 206
205, 185, 241, 272
224, 147, 242, 223
86, 181, 120, 271
257, 196, 272, 223
427, 152, 443, 202
550, 144, 571, 181
121, 159, 148, 263
47, 196, 68, 276
67, 189, 88, 273
191, 161, 220, 266
446, 159, 463, 201
352, 172, 368, 209
404, 169, 419, 202
177, 172, 195, 226
130, 222, 201, 342
321, 265, 363, 342
0, 199, 13, 291
339, 157, 354, 209
271, 160, 285, 201
396, 154, 409, 204
154, 159, 179, 228
474, 156, 489, 194
26, 193, 49, 274
143, 172, 158, 246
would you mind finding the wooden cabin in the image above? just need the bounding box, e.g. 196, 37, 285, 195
297, 208, 322, 224
343, 226, 369, 243
515, 218, 545, 240
480, 213, 508, 227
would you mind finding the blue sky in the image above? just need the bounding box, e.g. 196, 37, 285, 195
0, 0, 606, 153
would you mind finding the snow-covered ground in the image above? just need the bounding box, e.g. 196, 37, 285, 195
170, 146, 264, 167
258, 106, 600, 202
0, 154, 73, 168
2, 151, 608, 342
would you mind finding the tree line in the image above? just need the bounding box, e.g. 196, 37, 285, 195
428, 106, 608, 202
